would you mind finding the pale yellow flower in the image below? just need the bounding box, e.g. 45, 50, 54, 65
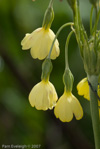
21, 27, 60, 60
54, 91, 83, 122
77, 78, 89, 100
29, 79, 58, 110
77, 78, 100, 101
77, 78, 100, 117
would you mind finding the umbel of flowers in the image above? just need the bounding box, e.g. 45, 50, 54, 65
21, 0, 100, 148
21, 0, 83, 122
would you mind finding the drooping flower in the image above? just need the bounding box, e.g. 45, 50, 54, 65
21, 27, 60, 60
29, 79, 58, 110
77, 77, 100, 101
77, 78, 100, 117
77, 78, 89, 100
54, 91, 83, 122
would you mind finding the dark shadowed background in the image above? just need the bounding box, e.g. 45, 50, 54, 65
0, 0, 96, 149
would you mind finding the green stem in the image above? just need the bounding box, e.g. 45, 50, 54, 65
73, 0, 89, 57
88, 75, 100, 149
92, 9, 100, 34
90, 6, 94, 35
65, 31, 74, 69
47, 22, 74, 59
73, 0, 82, 46
97, 37, 100, 47
49, 0, 54, 8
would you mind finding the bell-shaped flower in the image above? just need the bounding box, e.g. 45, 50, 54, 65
77, 78, 90, 100
77, 77, 100, 100
21, 27, 60, 60
77, 78, 100, 117
54, 91, 83, 122
29, 79, 58, 110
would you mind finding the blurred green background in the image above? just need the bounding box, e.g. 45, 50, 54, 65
0, 0, 96, 149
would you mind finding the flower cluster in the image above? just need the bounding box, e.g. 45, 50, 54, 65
21, 0, 83, 123
28, 70, 83, 122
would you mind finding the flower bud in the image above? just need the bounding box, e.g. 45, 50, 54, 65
41, 58, 53, 81
63, 68, 74, 92
42, 3, 54, 30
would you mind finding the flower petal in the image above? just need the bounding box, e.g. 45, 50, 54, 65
21, 28, 42, 50
30, 31, 49, 59
47, 29, 60, 59
48, 82, 58, 109
54, 93, 73, 122
70, 93, 83, 120
77, 78, 90, 100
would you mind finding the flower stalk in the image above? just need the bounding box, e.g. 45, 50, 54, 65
88, 75, 100, 149
90, 6, 94, 35
65, 30, 74, 69
47, 22, 74, 59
